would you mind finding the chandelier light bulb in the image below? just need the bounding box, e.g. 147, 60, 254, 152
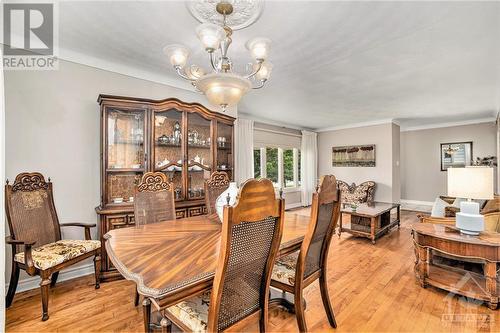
255, 61, 273, 81
163, 44, 190, 68
196, 23, 226, 51
246, 37, 271, 61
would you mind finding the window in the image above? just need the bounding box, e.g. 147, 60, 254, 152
253, 149, 261, 178
266, 147, 279, 185
283, 149, 294, 187
253, 147, 301, 189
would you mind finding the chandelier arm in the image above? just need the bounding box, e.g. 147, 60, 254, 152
251, 79, 267, 90
209, 52, 219, 72
174, 66, 196, 82
191, 82, 204, 94
244, 60, 263, 79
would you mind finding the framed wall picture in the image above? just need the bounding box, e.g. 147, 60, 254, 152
332, 144, 376, 167
440, 141, 473, 171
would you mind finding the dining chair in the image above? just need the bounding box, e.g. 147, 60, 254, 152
204, 171, 230, 215
5, 172, 101, 321
159, 178, 285, 332
271, 175, 341, 332
133, 171, 176, 306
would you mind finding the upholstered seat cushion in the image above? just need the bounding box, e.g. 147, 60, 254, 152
166, 291, 210, 333
271, 251, 299, 286
14, 239, 100, 270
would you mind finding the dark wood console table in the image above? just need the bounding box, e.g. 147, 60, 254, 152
412, 223, 500, 309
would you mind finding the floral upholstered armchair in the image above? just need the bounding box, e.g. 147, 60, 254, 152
337, 180, 376, 204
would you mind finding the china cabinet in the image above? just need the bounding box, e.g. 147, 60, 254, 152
96, 95, 235, 281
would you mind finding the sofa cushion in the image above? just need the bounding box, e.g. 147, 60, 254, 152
431, 197, 450, 217
337, 180, 376, 204
482, 196, 500, 214
14, 239, 100, 270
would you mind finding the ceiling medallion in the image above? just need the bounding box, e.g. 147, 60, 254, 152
164, 0, 272, 112
186, 0, 265, 31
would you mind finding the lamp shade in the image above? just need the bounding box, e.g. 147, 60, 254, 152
196, 23, 226, 51
163, 44, 190, 68
245, 37, 271, 61
195, 72, 252, 109
447, 167, 494, 200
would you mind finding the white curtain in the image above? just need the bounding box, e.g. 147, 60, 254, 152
301, 130, 318, 206
235, 118, 254, 185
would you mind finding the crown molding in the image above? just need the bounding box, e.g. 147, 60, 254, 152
315, 118, 397, 132
400, 117, 496, 132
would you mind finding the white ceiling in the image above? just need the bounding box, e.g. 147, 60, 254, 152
58, 1, 500, 130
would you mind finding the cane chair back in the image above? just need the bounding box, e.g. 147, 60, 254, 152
204, 171, 230, 215
207, 178, 285, 332
299, 175, 341, 279
5, 173, 61, 252
134, 172, 176, 225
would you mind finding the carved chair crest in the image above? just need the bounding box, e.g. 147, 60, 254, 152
137, 172, 172, 192
206, 171, 230, 189
10, 172, 49, 192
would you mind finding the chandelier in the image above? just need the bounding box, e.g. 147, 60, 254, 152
163, 1, 272, 112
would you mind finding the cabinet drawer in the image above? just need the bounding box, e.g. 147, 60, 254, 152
176, 209, 187, 219
105, 214, 134, 230
188, 206, 204, 217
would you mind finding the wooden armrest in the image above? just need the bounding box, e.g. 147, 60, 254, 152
60, 222, 96, 228
418, 214, 456, 226
60, 223, 95, 240
6, 236, 36, 275
5, 236, 36, 246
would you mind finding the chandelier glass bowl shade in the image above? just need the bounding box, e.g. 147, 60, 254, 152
163, 1, 272, 111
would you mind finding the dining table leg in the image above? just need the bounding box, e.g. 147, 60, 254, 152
143, 298, 151, 333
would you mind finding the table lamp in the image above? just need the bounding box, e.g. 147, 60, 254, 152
447, 167, 494, 235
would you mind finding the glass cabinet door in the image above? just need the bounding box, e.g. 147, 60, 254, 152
216, 122, 233, 181
187, 112, 212, 200
153, 109, 184, 201
106, 108, 145, 205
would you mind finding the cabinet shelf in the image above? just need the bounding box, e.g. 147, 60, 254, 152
106, 168, 144, 172
112, 140, 144, 145
156, 143, 181, 148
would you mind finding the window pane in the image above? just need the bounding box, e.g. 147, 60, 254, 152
266, 147, 278, 185
254, 149, 261, 178
284, 149, 294, 187
298, 150, 301, 186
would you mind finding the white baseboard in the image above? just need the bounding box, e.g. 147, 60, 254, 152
5, 263, 95, 294
400, 199, 433, 213
401, 199, 434, 206
285, 202, 303, 210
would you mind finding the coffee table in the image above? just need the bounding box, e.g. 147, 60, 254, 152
338, 202, 400, 244
412, 223, 500, 309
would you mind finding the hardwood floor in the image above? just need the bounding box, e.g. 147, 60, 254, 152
6, 210, 500, 332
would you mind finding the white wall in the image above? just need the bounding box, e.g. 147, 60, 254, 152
400, 122, 497, 202
318, 122, 400, 203
4, 59, 235, 290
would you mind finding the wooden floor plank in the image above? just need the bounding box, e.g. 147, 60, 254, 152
6, 211, 500, 332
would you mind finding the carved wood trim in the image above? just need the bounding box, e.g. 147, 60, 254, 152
206, 171, 230, 189
11, 172, 49, 192
97, 95, 235, 123
136, 172, 172, 192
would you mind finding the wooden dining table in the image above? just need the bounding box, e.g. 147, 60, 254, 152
104, 212, 310, 329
